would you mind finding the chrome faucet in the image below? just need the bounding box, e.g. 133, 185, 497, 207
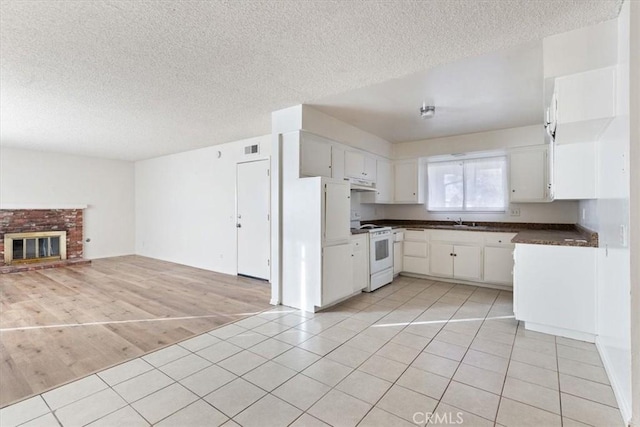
455, 217, 463, 226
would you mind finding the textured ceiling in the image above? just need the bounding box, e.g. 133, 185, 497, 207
0, 1, 621, 161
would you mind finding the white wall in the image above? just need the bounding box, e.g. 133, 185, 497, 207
301, 105, 393, 158
629, 2, 640, 425
575, 8, 633, 422
0, 147, 135, 259
393, 124, 544, 159
135, 135, 271, 276
389, 125, 579, 223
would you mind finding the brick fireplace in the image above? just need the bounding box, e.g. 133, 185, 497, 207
0, 209, 88, 272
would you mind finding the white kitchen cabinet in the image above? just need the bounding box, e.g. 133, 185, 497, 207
429, 243, 481, 281
351, 234, 369, 292
393, 241, 403, 276
553, 141, 597, 200
429, 243, 454, 277
402, 229, 429, 275
322, 243, 354, 306
331, 145, 345, 181
483, 247, 514, 285
554, 66, 615, 144
323, 181, 351, 244
362, 159, 393, 204
345, 151, 376, 183
509, 145, 550, 203
394, 160, 424, 204
514, 243, 596, 341
300, 133, 332, 178
393, 230, 404, 276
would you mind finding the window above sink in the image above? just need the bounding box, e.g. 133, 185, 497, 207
426, 155, 508, 213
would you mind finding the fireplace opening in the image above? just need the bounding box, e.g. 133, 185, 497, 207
4, 231, 67, 264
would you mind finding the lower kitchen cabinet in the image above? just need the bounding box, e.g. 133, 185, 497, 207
393, 241, 403, 275
514, 243, 596, 341
351, 234, 369, 293
429, 243, 481, 281
322, 243, 353, 306
483, 246, 514, 285
402, 230, 429, 275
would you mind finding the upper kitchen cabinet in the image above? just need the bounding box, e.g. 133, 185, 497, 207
394, 160, 425, 204
361, 159, 393, 204
553, 67, 616, 145
300, 132, 333, 178
345, 150, 377, 183
509, 145, 551, 203
553, 141, 597, 199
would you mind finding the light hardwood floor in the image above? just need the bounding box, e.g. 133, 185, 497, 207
0, 255, 271, 407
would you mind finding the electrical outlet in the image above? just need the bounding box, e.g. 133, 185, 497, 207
582, 208, 586, 221
509, 208, 521, 217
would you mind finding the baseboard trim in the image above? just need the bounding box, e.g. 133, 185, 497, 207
596, 338, 632, 425
399, 273, 513, 292
524, 322, 596, 343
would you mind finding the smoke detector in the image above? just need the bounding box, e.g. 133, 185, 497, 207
420, 104, 435, 119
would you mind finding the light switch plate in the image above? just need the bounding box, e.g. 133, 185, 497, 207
510, 208, 521, 217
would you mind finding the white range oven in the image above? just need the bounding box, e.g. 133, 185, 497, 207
360, 225, 394, 292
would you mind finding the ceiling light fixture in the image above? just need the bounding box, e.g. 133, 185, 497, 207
420, 104, 435, 119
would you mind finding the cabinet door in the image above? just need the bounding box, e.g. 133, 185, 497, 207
510, 146, 549, 202
331, 146, 345, 181
324, 182, 350, 243
364, 155, 377, 182
322, 244, 353, 306
301, 137, 332, 178
483, 246, 514, 285
394, 161, 419, 203
429, 243, 454, 278
553, 142, 596, 200
404, 241, 427, 258
375, 160, 393, 203
453, 245, 482, 281
352, 238, 368, 292
393, 242, 403, 275
403, 256, 428, 275
345, 151, 365, 179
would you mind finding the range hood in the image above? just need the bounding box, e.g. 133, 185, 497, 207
346, 177, 376, 192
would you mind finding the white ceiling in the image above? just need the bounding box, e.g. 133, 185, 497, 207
311, 41, 544, 143
0, 1, 620, 161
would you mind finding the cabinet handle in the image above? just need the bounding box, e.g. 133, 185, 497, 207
498, 240, 502, 243
453, 253, 457, 257
512, 189, 516, 192
450, 253, 454, 256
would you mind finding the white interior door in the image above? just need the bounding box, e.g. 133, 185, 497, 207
237, 159, 270, 280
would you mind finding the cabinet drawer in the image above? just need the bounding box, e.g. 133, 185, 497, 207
430, 230, 483, 244
404, 230, 427, 241
404, 241, 427, 258
484, 233, 517, 246
403, 256, 429, 275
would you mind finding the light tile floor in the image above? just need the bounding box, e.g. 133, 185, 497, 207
0, 277, 625, 427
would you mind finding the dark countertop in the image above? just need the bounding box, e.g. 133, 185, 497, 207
357, 220, 598, 247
